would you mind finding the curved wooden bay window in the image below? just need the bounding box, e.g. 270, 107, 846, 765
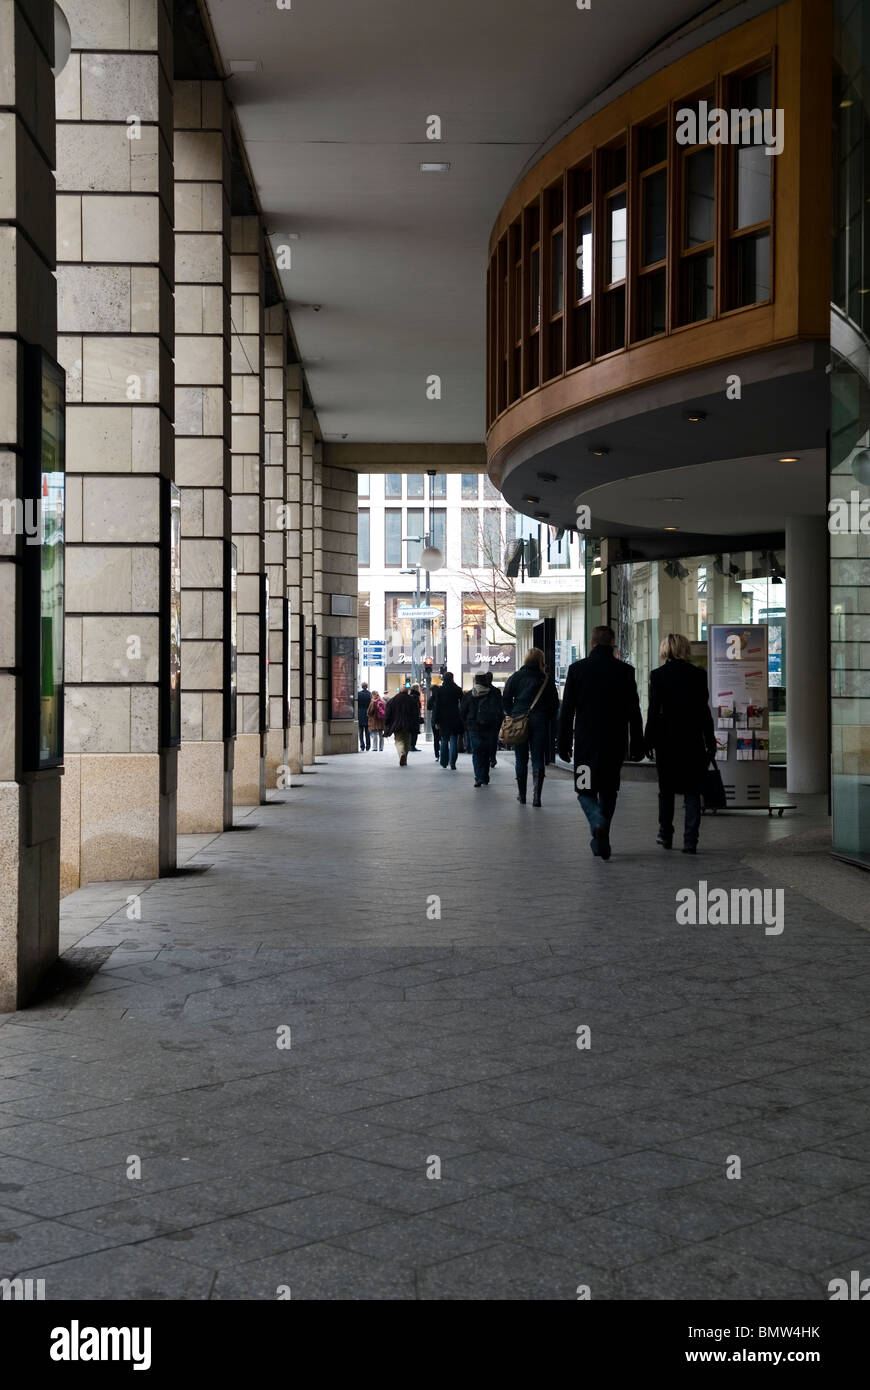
485, 0, 829, 460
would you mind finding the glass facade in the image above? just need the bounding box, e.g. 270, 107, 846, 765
831, 0, 870, 863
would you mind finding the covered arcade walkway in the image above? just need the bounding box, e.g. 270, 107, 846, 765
1, 756, 869, 1300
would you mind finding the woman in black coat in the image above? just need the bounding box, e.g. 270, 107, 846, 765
644, 632, 716, 854
502, 648, 559, 805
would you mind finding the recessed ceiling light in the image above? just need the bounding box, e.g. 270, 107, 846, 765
588, 445, 609, 456
522, 494, 540, 504
537, 471, 558, 482
664, 525, 680, 531
778, 456, 799, 463
684, 410, 706, 423
228, 59, 262, 73
840, 98, 854, 108
534, 511, 550, 520
661, 497, 684, 503
421, 162, 450, 173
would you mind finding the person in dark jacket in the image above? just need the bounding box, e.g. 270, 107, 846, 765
644, 632, 716, 854
558, 626, 644, 859
434, 672, 463, 769
356, 682, 372, 751
502, 648, 559, 805
384, 687, 420, 767
428, 684, 441, 760
408, 684, 423, 752
460, 671, 504, 787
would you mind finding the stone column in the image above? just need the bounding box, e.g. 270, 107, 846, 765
56, 0, 176, 890
285, 364, 303, 774
0, 0, 59, 1008
264, 305, 287, 788
312, 434, 325, 756
173, 79, 233, 832
230, 215, 265, 805
300, 405, 315, 767
317, 460, 359, 755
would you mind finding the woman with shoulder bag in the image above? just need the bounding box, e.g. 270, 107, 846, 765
367, 690, 386, 751
501, 648, 560, 805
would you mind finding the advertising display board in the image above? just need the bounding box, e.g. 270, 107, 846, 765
708, 624, 770, 809
329, 636, 356, 721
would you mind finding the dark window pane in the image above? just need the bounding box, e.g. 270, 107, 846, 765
572, 165, 592, 207
482, 510, 501, 566
461, 509, 478, 566
513, 261, 522, 342
642, 168, 667, 265
729, 231, 770, 307
549, 185, 563, 225
680, 251, 714, 322
384, 474, 402, 498
603, 144, 626, 191
601, 285, 626, 353
575, 212, 592, 299
685, 147, 715, 247
406, 509, 424, 565
385, 509, 402, 564
637, 269, 666, 338
530, 247, 541, 328
736, 67, 771, 113
358, 510, 370, 566
406, 474, 424, 498
461, 473, 479, 500
429, 508, 446, 557
640, 121, 668, 171
527, 202, 539, 243
734, 142, 771, 228
551, 230, 564, 314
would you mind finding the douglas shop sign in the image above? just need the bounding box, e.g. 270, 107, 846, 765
464, 645, 516, 671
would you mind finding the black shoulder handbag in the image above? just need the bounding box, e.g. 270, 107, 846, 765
702, 759, 727, 810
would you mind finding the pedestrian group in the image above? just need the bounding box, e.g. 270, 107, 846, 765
356, 625, 718, 856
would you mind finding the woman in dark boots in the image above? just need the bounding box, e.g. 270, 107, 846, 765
502, 648, 559, 805
644, 633, 717, 853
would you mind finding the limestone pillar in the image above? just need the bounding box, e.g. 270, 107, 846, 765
230, 215, 265, 804
264, 305, 287, 788
301, 406, 315, 767
173, 79, 233, 832
285, 364, 303, 774
56, 0, 176, 890
317, 460, 360, 755
0, 0, 59, 1007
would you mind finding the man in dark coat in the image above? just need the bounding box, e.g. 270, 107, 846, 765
433, 672, 463, 770
558, 625, 644, 859
384, 687, 419, 767
356, 682, 372, 751
428, 684, 441, 760
644, 634, 716, 853
460, 671, 504, 787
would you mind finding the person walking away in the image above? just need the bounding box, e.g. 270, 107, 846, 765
409, 684, 423, 751
502, 648, 559, 805
367, 689, 386, 751
644, 632, 716, 854
434, 671, 463, 769
460, 671, 504, 787
384, 686, 419, 767
357, 682, 372, 751
429, 683, 441, 761
558, 626, 643, 858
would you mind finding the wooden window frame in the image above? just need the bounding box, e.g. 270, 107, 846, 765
721, 54, 776, 316
672, 85, 718, 330
567, 160, 593, 371
631, 114, 669, 343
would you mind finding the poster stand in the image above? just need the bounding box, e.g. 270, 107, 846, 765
706, 623, 793, 817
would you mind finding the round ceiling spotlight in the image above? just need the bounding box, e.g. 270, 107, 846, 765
522, 494, 540, 504
537, 471, 558, 483
778, 455, 799, 463
588, 445, 609, 456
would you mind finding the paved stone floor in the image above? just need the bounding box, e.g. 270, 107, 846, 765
2, 750, 869, 1300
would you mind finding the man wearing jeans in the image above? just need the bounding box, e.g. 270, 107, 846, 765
558, 626, 644, 860
356, 682, 371, 751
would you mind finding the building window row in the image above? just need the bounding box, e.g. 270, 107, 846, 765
487, 59, 775, 427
